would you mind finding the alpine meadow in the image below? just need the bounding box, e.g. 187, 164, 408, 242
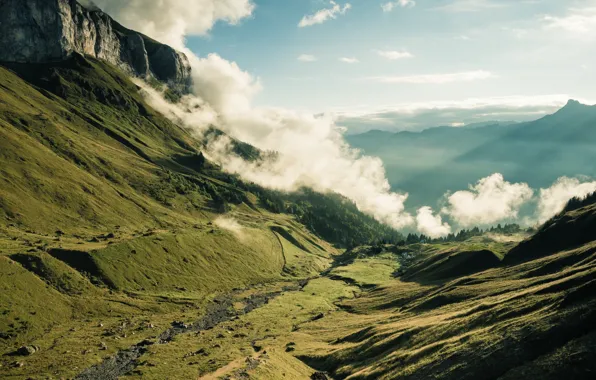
1, 1, 595, 379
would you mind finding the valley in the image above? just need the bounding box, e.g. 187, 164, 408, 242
4, 203, 596, 379
1, 1, 595, 379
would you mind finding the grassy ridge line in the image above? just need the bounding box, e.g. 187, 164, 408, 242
0, 61, 191, 234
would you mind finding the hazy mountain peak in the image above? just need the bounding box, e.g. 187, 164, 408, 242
552, 99, 594, 117
565, 99, 583, 108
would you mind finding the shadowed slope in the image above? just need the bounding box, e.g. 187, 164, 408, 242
505, 199, 596, 265
292, 201, 596, 380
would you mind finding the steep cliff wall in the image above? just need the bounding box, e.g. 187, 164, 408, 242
0, 0, 191, 92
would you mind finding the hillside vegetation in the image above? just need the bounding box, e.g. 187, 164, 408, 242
0, 55, 400, 245
0, 55, 402, 377
288, 197, 596, 380
1, 52, 595, 380
6, 195, 586, 379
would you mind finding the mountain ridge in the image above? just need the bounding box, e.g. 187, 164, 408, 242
348, 100, 592, 138
347, 99, 596, 209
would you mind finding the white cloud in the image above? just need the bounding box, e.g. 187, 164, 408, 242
382, 0, 416, 12
298, 54, 318, 62
73, 0, 596, 238
135, 53, 414, 231
433, 0, 507, 13
376, 50, 414, 60
298, 1, 352, 28
187, 53, 262, 116
215, 216, 245, 240
442, 173, 534, 227
92, 0, 255, 49
416, 207, 451, 238
340, 57, 359, 63
543, 8, 596, 36
368, 70, 494, 84
101, 0, 415, 232
135, 80, 218, 131
536, 177, 596, 224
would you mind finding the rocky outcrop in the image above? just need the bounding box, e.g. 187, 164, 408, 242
0, 0, 191, 92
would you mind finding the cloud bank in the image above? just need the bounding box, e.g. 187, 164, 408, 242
92, 0, 596, 238
536, 177, 596, 224
442, 173, 534, 227
543, 7, 596, 37
438, 174, 596, 230
101, 0, 415, 231
416, 207, 451, 238
92, 0, 255, 48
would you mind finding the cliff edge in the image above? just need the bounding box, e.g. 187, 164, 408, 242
0, 0, 192, 92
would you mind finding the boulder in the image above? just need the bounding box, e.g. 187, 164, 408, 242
15, 345, 38, 356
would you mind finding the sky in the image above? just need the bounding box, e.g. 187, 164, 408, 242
181, 0, 596, 133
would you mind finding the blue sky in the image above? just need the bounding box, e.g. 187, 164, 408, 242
183, 0, 596, 131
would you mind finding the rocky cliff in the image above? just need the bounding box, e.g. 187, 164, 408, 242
0, 0, 192, 92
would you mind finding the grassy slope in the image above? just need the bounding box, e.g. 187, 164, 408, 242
0, 56, 342, 377
0, 57, 197, 234
90, 205, 596, 380
291, 206, 596, 380
1, 53, 595, 379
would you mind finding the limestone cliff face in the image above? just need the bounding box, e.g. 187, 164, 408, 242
0, 0, 192, 92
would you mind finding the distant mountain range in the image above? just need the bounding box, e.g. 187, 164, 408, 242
346, 100, 596, 208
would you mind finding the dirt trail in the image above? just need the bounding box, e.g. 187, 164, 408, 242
271, 229, 288, 274
75, 283, 306, 380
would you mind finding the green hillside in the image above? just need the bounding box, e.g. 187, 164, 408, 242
290, 197, 596, 380
28, 193, 592, 380
0, 55, 403, 377
1, 37, 595, 380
